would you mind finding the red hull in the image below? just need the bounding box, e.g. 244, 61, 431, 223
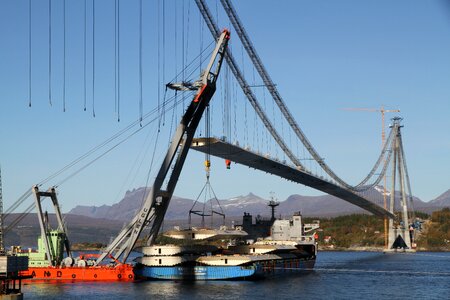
20, 264, 134, 281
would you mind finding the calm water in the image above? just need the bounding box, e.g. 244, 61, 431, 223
22, 251, 450, 299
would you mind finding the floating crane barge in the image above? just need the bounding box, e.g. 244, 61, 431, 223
14, 186, 134, 281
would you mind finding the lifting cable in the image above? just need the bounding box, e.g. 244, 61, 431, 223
161, 0, 166, 127
185, 1, 191, 81
38, 92, 181, 187
157, 0, 162, 130
117, 0, 121, 121
4, 202, 35, 234
182, 0, 185, 83
63, 0, 66, 112
55, 93, 189, 188
48, 0, 52, 106
174, 2, 178, 114
4, 190, 32, 216
139, 0, 143, 126
28, 0, 32, 107
92, 0, 96, 117
5, 93, 184, 224
114, 0, 117, 117
84, 0, 87, 111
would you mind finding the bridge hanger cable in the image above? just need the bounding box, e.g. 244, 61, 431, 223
195, 0, 304, 168
28, 0, 31, 107
139, 0, 143, 125
397, 131, 416, 219
157, 0, 161, 129
114, 0, 117, 117
92, 0, 96, 117
161, 0, 166, 126
219, 0, 397, 192
117, 0, 121, 121
49, 0, 52, 106
63, 0, 66, 112
83, 0, 87, 111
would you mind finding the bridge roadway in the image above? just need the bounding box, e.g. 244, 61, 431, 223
191, 137, 395, 219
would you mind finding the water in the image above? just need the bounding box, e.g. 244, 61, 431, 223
22, 252, 450, 299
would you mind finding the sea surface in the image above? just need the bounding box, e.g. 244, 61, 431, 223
22, 251, 450, 299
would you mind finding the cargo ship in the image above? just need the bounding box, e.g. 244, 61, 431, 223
13, 186, 134, 281
134, 211, 319, 280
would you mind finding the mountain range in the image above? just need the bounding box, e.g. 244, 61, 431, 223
68, 187, 450, 221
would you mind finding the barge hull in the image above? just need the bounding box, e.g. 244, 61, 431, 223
135, 257, 315, 280
20, 264, 134, 281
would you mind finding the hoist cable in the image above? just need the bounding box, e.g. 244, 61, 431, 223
38, 92, 180, 187
28, 0, 31, 107
139, 0, 143, 125
182, 0, 185, 81
117, 0, 121, 121
157, 0, 161, 129
165, 40, 214, 85
63, 0, 66, 112
55, 94, 188, 188
4, 190, 32, 216
92, 0, 96, 117
4, 202, 35, 234
83, 0, 87, 111
49, 0, 52, 106
114, 0, 117, 116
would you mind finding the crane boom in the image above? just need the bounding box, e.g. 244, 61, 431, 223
95, 29, 231, 265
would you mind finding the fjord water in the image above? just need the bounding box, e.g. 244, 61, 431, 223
23, 251, 450, 299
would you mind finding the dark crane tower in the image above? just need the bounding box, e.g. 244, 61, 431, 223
95, 29, 231, 265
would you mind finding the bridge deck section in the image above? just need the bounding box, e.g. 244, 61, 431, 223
191, 138, 394, 219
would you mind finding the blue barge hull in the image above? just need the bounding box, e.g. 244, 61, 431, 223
134, 258, 315, 280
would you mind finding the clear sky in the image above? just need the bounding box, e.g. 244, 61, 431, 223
1, 0, 450, 214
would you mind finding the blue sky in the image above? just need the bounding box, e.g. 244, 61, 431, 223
1, 0, 450, 214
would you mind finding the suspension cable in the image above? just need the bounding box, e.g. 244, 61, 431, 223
139, 0, 143, 125
92, 0, 96, 117
63, 0, 66, 112
49, 0, 52, 106
28, 0, 31, 107
117, 0, 121, 121
114, 0, 117, 116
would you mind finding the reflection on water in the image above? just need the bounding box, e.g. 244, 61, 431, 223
22, 252, 450, 300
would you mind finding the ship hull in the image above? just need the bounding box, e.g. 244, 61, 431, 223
135, 257, 315, 280
20, 264, 135, 281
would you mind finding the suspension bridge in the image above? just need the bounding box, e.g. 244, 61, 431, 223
1, 0, 418, 267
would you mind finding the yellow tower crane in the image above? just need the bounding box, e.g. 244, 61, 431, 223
342, 106, 400, 248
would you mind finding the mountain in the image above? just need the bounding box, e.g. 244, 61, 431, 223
68, 186, 439, 221
428, 189, 450, 208
69, 187, 195, 221
5, 213, 126, 247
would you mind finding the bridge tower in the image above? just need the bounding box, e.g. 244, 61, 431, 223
386, 117, 416, 252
